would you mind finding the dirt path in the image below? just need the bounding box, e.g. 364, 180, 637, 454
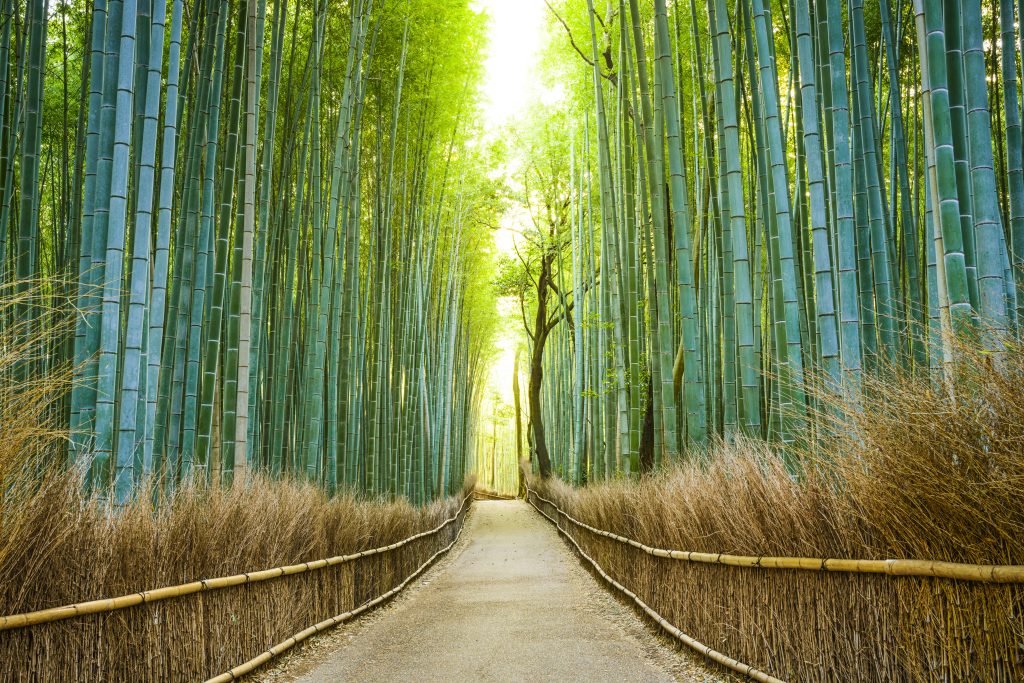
256, 500, 728, 683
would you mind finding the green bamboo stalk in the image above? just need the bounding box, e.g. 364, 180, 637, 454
879, 0, 925, 365
118, 0, 170, 491
707, 0, 762, 435
627, 0, 679, 462
654, 0, 706, 450
1004, 0, 1024, 327
850, 0, 899, 364
793, 0, 840, 388
86, 0, 124, 490
823, 0, 863, 388
961, 0, 1008, 338
941, 0, 979, 311
917, 0, 973, 333
233, 0, 263, 478
749, 0, 807, 440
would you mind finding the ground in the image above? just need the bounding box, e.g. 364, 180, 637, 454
253, 499, 731, 682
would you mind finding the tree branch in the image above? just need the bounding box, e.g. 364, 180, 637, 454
513, 239, 540, 290
521, 296, 536, 342
546, 299, 574, 334
544, 0, 596, 68
543, 0, 618, 87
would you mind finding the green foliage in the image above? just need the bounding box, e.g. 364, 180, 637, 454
2, 0, 503, 505
510, 0, 1024, 483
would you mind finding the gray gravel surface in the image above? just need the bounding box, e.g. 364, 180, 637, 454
254, 499, 731, 683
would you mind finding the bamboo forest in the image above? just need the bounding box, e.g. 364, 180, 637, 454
1, 0, 1022, 680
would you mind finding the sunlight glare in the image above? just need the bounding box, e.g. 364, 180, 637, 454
472, 0, 548, 421
474, 0, 548, 132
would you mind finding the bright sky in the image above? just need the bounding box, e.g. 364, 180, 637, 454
473, 0, 549, 406
474, 0, 548, 132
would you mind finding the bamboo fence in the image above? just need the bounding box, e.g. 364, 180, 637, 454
528, 487, 1024, 681
0, 495, 472, 682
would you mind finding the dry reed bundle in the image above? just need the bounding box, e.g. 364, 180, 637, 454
533, 345, 1024, 681
0, 474, 471, 681
204, 495, 471, 683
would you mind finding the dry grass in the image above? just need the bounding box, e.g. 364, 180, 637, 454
535, 343, 1024, 681
0, 281, 73, 487
0, 473, 470, 682
0, 283, 474, 682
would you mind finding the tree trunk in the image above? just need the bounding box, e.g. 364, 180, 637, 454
529, 335, 552, 478
638, 375, 654, 473
513, 347, 526, 496
529, 252, 555, 479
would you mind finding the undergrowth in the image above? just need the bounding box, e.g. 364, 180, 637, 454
533, 339, 1024, 681
539, 338, 1024, 566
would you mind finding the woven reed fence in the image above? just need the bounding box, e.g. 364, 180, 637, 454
528, 488, 1024, 682
0, 494, 471, 682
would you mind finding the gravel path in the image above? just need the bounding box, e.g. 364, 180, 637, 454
255, 499, 730, 683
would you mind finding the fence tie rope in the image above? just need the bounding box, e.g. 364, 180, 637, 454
526, 489, 786, 683
525, 487, 1024, 583
0, 493, 473, 632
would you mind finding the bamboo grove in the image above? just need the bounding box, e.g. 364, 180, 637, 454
511, 0, 1024, 482
0, 0, 500, 503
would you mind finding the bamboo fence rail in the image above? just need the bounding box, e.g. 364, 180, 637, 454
0, 494, 472, 632
528, 489, 786, 683
527, 487, 1024, 681
0, 495, 472, 681
204, 497, 470, 682
526, 488, 1024, 583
